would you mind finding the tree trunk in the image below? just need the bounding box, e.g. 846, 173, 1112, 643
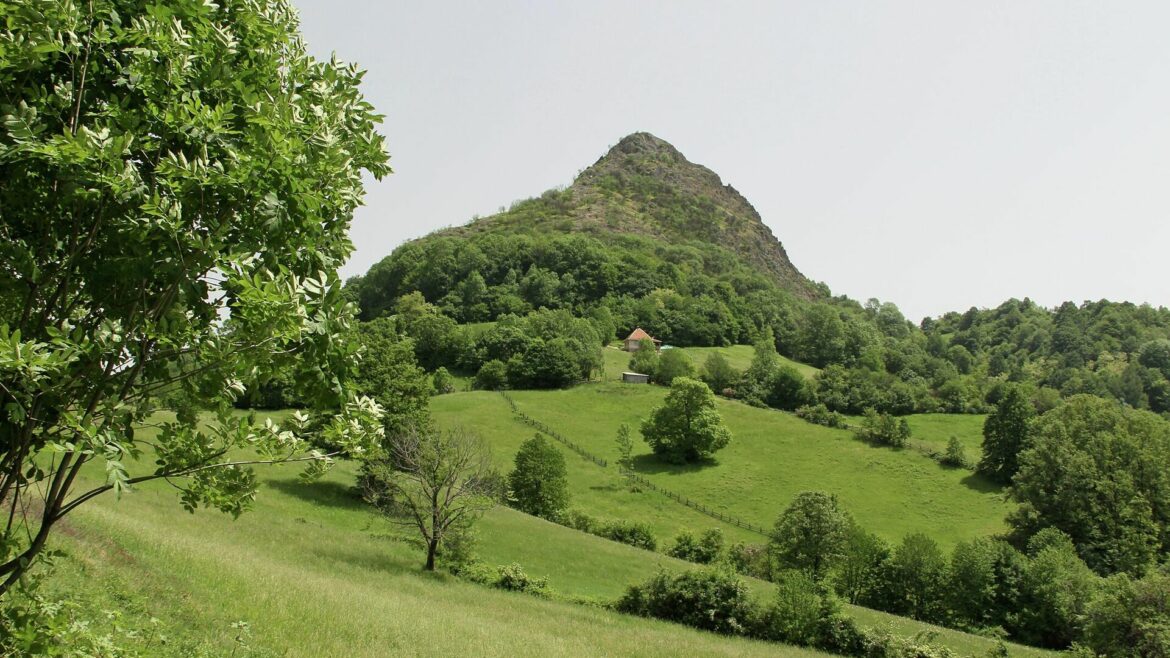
425, 539, 438, 571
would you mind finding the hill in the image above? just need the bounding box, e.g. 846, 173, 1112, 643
450, 132, 817, 298
42, 426, 1051, 658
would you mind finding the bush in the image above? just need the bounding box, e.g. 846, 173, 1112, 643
727, 542, 772, 580
596, 519, 657, 551
795, 403, 848, 429
667, 528, 724, 564
432, 367, 456, 394
940, 436, 967, 468
561, 508, 599, 534
655, 349, 695, 385
750, 570, 865, 655
474, 359, 508, 390
854, 408, 911, 448
494, 562, 550, 597
616, 567, 752, 635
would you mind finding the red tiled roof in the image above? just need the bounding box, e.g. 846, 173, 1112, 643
625, 327, 657, 342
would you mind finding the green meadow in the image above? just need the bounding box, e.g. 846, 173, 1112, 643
448, 383, 1012, 549
46, 434, 1051, 657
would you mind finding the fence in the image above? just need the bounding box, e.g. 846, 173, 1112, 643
499, 392, 771, 538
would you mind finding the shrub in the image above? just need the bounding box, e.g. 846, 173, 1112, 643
940, 436, 968, 468
561, 509, 599, 534
596, 520, 657, 551
473, 359, 508, 390
854, 408, 911, 447
616, 568, 752, 635
494, 562, 550, 597
432, 367, 456, 394
795, 403, 848, 429
727, 542, 772, 580
750, 570, 866, 655
667, 528, 724, 564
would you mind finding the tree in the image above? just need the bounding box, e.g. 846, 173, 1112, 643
769, 492, 852, 580
978, 385, 1035, 483
365, 427, 495, 571
508, 434, 569, 520
941, 436, 968, 468
615, 423, 633, 470
641, 377, 732, 464
432, 367, 456, 395
353, 319, 432, 438
655, 349, 695, 386
474, 359, 508, 391
832, 526, 889, 605
881, 533, 948, 623
629, 338, 660, 378
0, 0, 389, 597
1084, 569, 1170, 657
702, 352, 739, 394
1009, 395, 1170, 575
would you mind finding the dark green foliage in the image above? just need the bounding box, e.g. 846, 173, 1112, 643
751, 570, 865, 655
1014, 531, 1099, 648
701, 353, 740, 394
640, 377, 732, 463
654, 349, 695, 386
507, 434, 570, 520
616, 568, 752, 635
832, 526, 890, 606
506, 338, 587, 389
667, 528, 725, 564
880, 533, 948, 623
977, 385, 1034, 483
473, 359, 508, 390
854, 409, 911, 448
769, 492, 852, 579
1009, 395, 1170, 575
1083, 569, 1170, 657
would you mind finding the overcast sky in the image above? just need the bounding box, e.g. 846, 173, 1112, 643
293, 1, 1170, 322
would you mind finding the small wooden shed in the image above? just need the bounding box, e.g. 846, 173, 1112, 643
622, 371, 650, 384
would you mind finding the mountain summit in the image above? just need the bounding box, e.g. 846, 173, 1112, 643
569, 133, 814, 297
450, 132, 819, 299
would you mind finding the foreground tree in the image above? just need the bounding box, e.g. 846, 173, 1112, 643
641, 377, 732, 464
365, 427, 495, 570
508, 434, 569, 520
0, 0, 389, 596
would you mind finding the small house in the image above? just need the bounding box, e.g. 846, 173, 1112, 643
623, 327, 662, 352
622, 371, 650, 384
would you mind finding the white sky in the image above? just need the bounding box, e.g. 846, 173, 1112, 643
293, 1, 1170, 322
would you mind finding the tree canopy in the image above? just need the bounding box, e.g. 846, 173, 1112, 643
640, 377, 731, 463
0, 0, 388, 596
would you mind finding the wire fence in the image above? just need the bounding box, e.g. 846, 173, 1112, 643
499, 392, 771, 538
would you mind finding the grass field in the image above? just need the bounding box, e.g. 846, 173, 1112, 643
42, 439, 1050, 658
445, 383, 1012, 549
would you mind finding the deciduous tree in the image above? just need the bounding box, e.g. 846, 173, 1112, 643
0, 0, 388, 597
640, 377, 732, 463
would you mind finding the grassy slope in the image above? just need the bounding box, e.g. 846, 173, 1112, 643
450, 383, 1011, 550
50, 449, 1049, 658
50, 460, 822, 657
